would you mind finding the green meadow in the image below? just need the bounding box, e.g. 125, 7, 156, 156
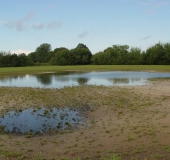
0, 65, 170, 75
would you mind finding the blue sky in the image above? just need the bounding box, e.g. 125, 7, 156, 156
0, 0, 170, 54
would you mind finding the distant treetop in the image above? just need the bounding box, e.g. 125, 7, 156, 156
76, 43, 89, 50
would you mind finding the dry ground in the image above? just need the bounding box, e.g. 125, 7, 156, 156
0, 79, 170, 160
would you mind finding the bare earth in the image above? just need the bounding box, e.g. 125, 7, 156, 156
0, 79, 170, 160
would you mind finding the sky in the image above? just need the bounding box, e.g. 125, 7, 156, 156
0, 0, 170, 54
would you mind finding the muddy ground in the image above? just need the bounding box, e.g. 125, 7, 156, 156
0, 79, 170, 160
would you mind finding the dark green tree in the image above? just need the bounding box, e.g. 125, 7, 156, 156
164, 43, 170, 64
35, 43, 52, 63
9, 54, 19, 66
127, 47, 142, 65
51, 48, 70, 65
76, 43, 89, 49
70, 43, 92, 65
17, 53, 28, 66
27, 52, 37, 63
92, 45, 129, 65
142, 42, 169, 65
0, 52, 11, 67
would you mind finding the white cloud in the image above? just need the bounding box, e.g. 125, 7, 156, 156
3, 11, 35, 31
78, 31, 88, 38
47, 20, 62, 29
142, 35, 152, 40
11, 49, 32, 55
140, 0, 169, 14
0, 11, 62, 31
32, 23, 45, 30
49, 1, 58, 9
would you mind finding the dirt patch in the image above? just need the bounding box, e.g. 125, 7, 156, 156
0, 80, 170, 160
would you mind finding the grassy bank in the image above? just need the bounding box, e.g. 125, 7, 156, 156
0, 65, 170, 75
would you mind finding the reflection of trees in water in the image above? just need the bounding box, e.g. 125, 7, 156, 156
0, 71, 87, 86
35, 74, 52, 85
54, 71, 83, 76
54, 76, 70, 82
108, 78, 141, 84
108, 78, 130, 84
53, 72, 87, 83
130, 78, 141, 82
33, 72, 85, 85
77, 78, 89, 85
0, 72, 147, 87
54, 75, 89, 85
0, 74, 26, 82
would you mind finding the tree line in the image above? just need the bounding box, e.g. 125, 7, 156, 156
0, 42, 170, 67
92, 43, 170, 65
0, 43, 92, 67
0, 52, 34, 67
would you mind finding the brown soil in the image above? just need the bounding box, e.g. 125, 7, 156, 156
0, 79, 170, 160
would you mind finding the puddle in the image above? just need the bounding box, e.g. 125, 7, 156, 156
0, 107, 83, 134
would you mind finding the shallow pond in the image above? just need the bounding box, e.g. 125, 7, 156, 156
0, 108, 83, 134
0, 71, 170, 88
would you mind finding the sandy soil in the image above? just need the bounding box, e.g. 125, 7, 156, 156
0, 79, 170, 160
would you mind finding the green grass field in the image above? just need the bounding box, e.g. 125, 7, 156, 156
0, 65, 170, 75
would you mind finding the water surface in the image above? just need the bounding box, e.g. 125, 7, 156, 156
0, 107, 82, 134
0, 71, 170, 88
